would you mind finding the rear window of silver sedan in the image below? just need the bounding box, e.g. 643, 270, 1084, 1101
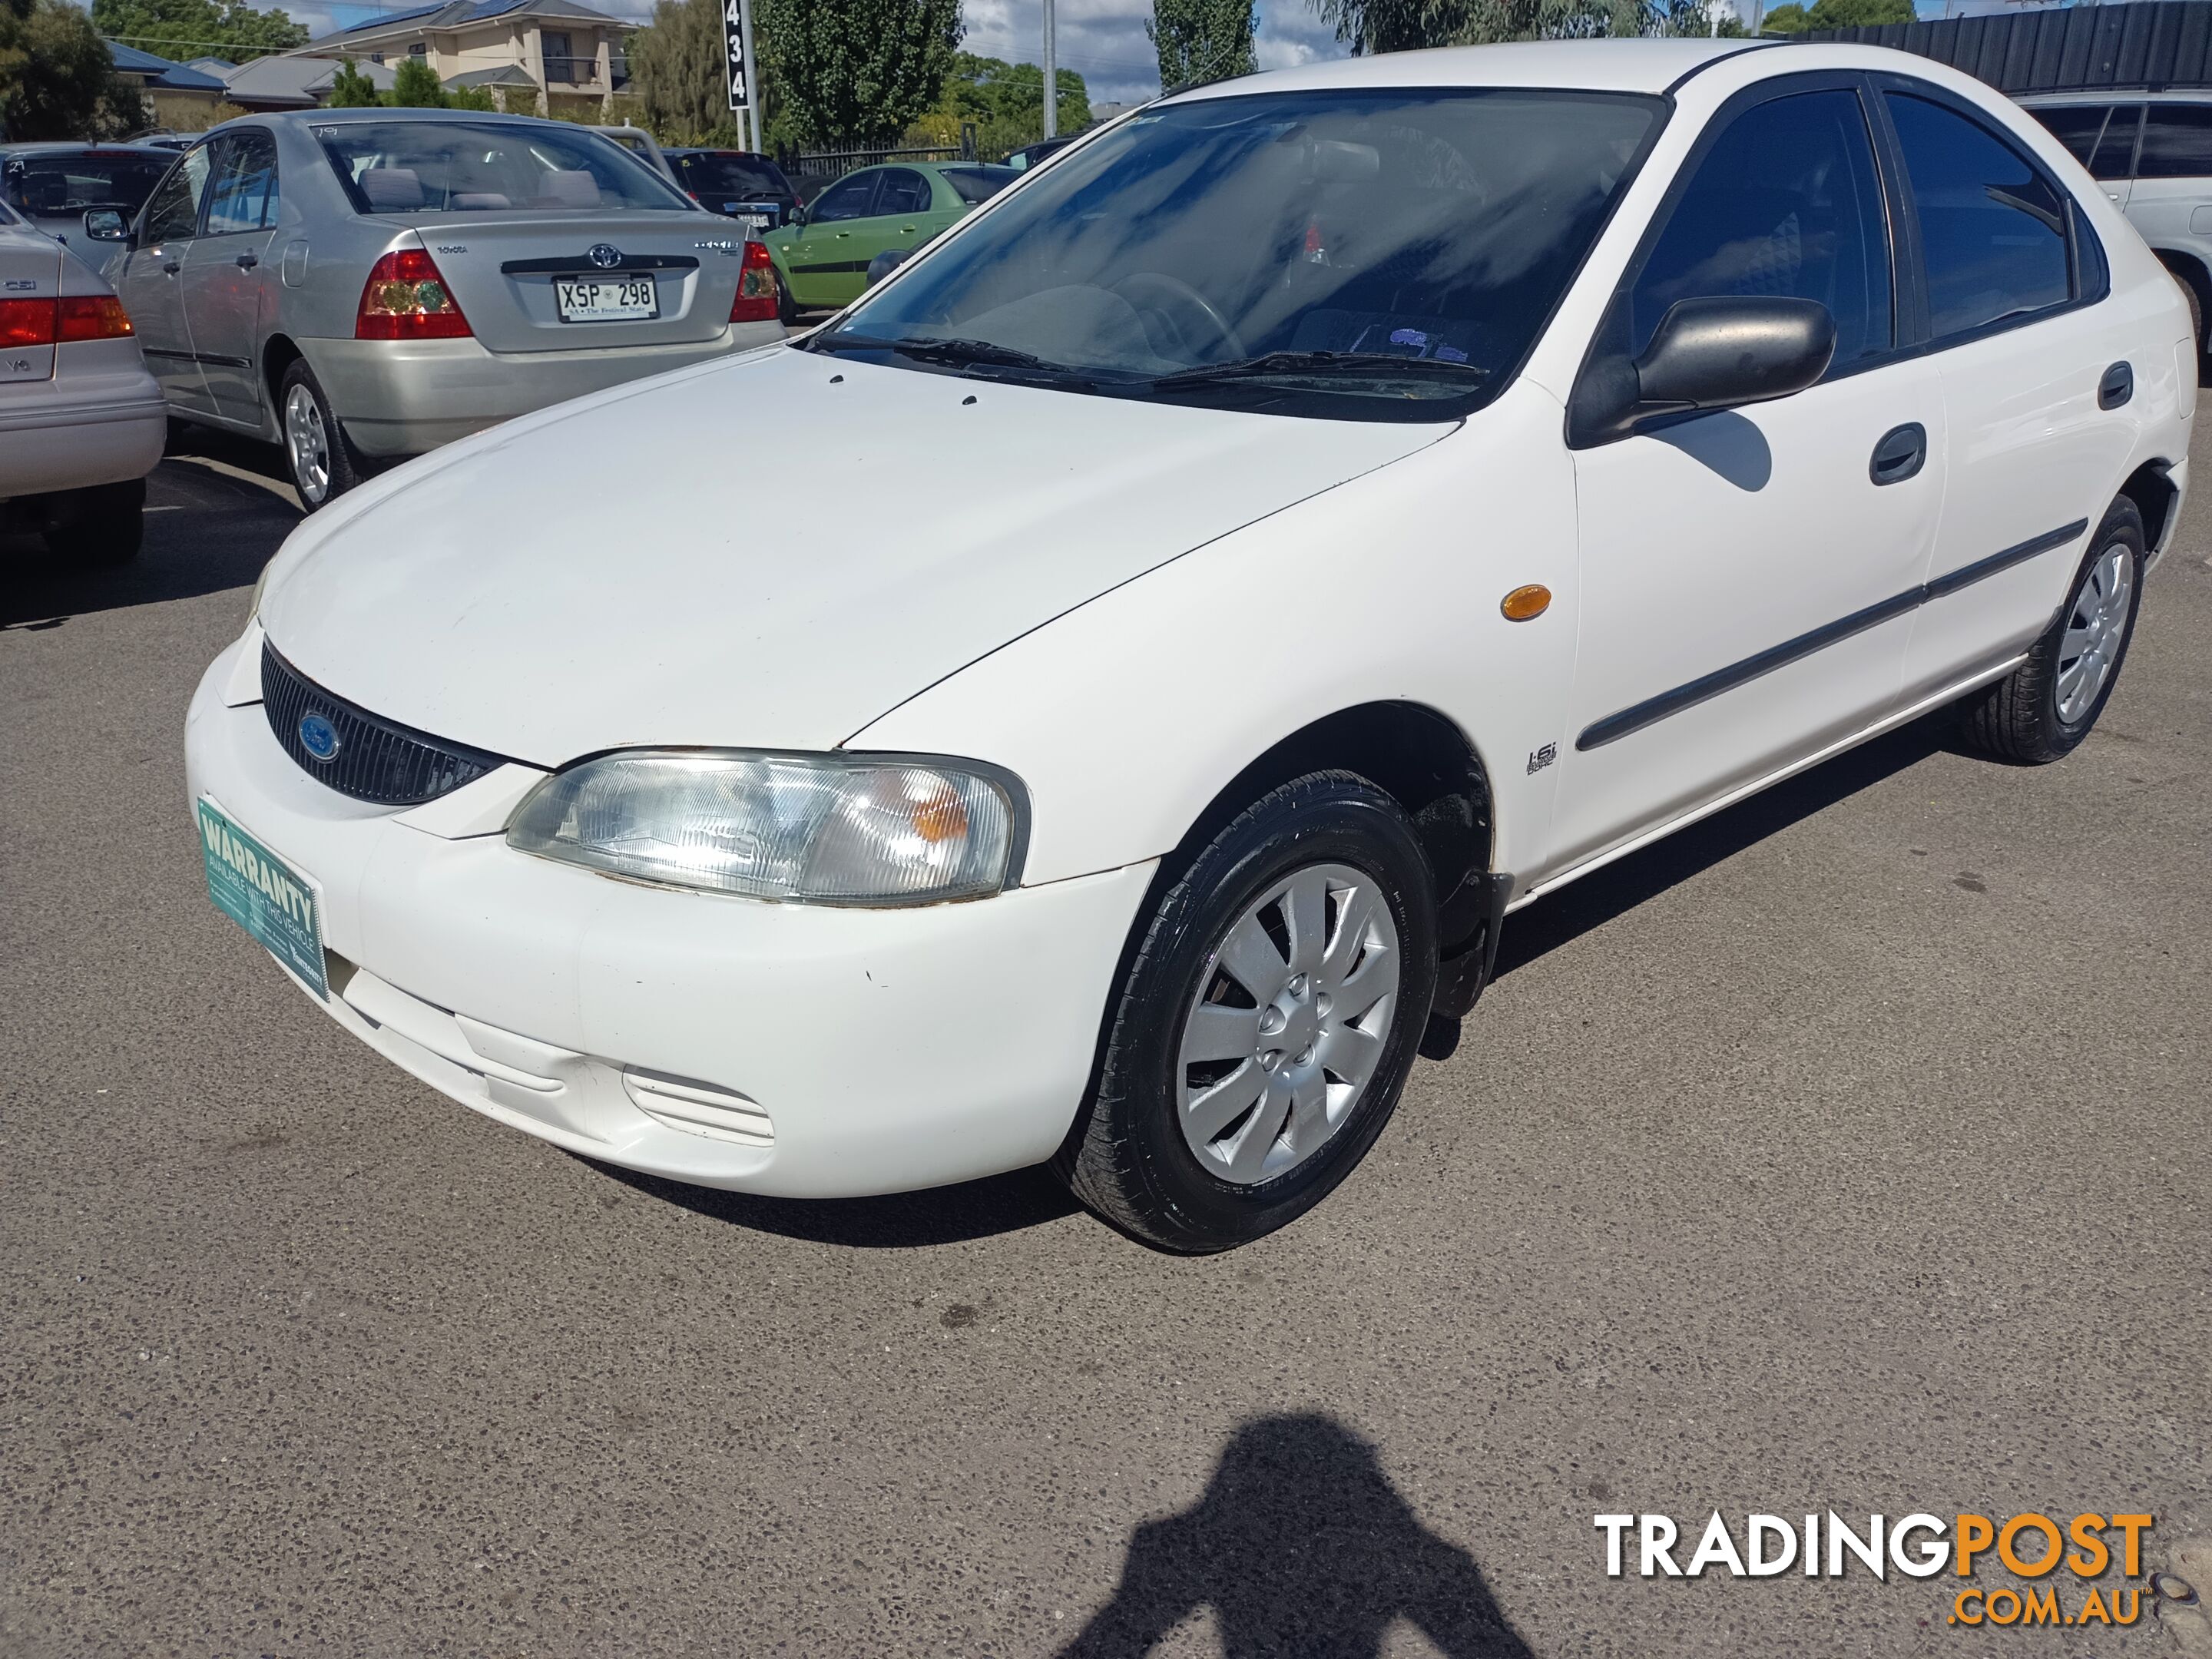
313, 120, 694, 215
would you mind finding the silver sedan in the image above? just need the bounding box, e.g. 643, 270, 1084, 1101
91, 110, 785, 508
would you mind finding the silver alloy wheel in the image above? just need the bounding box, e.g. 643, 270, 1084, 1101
283, 382, 331, 505
2056, 545, 2134, 724
1176, 861, 1401, 1186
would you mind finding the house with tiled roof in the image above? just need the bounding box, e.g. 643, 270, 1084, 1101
286, 0, 631, 118
104, 41, 229, 126
214, 52, 398, 111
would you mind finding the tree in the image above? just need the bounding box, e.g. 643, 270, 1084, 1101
906, 52, 1086, 154
88, 0, 305, 65
758, 0, 959, 147
326, 57, 379, 107
1148, 0, 1256, 90
386, 53, 445, 108
2, 0, 148, 140
1758, 0, 1907, 31
1308, 0, 1699, 51
628, 0, 733, 144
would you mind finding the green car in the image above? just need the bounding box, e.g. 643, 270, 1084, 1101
767, 163, 1018, 314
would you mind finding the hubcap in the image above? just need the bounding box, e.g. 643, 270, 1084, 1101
2056, 545, 2133, 724
283, 382, 330, 505
1176, 862, 1401, 1186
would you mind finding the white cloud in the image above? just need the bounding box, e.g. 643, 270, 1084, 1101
966, 0, 1350, 106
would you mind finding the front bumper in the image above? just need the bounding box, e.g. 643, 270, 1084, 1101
301, 322, 786, 458
185, 631, 1151, 1197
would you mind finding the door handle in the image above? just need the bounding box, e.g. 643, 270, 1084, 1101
235, 251, 258, 270
161, 259, 180, 275
899, 224, 917, 233
2098, 360, 2134, 409
1869, 422, 1927, 485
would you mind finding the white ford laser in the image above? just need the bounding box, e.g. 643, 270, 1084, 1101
187, 40, 2190, 1252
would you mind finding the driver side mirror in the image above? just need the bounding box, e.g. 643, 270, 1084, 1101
1569, 296, 1836, 446
787, 203, 809, 228
83, 207, 131, 244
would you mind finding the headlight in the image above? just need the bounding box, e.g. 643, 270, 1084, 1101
505, 750, 1025, 905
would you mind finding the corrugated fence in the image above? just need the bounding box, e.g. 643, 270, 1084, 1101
1799, 2, 2212, 94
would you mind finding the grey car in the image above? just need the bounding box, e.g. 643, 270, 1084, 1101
0, 142, 174, 250
89, 110, 785, 509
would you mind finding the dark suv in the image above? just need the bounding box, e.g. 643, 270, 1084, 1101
662, 149, 800, 232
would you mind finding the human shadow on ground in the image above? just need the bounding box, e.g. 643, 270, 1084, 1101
1056, 1413, 1533, 1658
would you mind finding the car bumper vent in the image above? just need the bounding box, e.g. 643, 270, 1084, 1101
261, 641, 508, 806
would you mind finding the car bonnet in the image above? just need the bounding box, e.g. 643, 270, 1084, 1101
256, 344, 1451, 767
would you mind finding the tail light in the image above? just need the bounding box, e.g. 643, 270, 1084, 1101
356, 247, 470, 340
0, 293, 136, 345
730, 238, 778, 323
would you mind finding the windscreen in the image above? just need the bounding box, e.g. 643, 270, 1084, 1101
678, 154, 790, 197
314, 121, 694, 215
820, 89, 1664, 419
3, 153, 171, 217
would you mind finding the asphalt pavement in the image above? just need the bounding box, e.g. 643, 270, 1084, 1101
3, 414, 2208, 1657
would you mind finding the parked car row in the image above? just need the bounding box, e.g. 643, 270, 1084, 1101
185, 41, 2188, 1252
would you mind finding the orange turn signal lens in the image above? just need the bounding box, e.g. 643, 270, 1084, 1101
909, 786, 969, 844
1501, 584, 1552, 622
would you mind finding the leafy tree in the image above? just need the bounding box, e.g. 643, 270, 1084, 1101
1, 0, 147, 139
88, 0, 305, 65
385, 53, 445, 108
759, 0, 959, 147
326, 56, 379, 106
1148, 0, 1257, 90
447, 84, 495, 111
1310, 0, 1740, 51
906, 52, 1086, 154
628, 0, 733, 143
1759, 0, 1906, 30
1760, 3, 1807, 28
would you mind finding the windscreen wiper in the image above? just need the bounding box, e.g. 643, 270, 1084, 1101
1141, 350, 1490, 389
811, 332, 1095, 382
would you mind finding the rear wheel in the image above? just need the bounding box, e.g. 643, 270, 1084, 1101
1958, 497, 2144, 763
41, 478, 144, 567
776, 269, 798, 327
1059, 773, 1439, 1253
278, 359, 360, 511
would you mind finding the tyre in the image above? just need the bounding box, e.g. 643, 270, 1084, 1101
41, 478, 144, 567
277, 359, 360, 511
776, 270, 799, 327
1059, 772, 1439, 1253
1959, 497, 2144, 764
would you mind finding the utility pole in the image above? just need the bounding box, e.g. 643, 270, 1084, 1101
1041, 0, 1057, 138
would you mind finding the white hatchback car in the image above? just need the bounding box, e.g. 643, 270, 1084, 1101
187, 40, 2190, 1252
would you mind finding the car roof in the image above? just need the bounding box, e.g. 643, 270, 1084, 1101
2018, 88, 2212, 104
0, 141, 178, 156
222, 106, 614, 131
1157, 38, 1779, 101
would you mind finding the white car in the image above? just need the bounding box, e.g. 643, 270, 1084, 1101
186, 40, 2191, 1252
1, 198, 164, 565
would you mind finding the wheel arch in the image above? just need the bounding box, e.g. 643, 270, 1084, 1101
260, 332, 306, 429
1118, 700, 1505, 1023
2152, 245, 2210, 337
2117, 457, 2181, 560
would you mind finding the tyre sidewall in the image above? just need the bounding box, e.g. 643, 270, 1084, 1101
2039, 502, 2145, 756
280, 361, 356, 511
1091, 778, 1439, 1252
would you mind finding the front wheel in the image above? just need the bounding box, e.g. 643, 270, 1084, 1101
1059, 772, 1439, 1253
1958, 497, 2144, 763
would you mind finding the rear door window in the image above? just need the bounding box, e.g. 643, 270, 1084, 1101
2088, 105, 2143, 180
1886, 92, 2073, 342
875, 168, 932, 216
2031, 104, 2109, 166
2137, 104, 2212, 179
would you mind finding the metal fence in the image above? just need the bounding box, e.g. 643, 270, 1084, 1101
777, 127, 983, 200
1797, 2, 2212, 95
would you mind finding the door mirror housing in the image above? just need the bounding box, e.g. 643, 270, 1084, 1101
83, 207, 131, 243
1570, 296, 1836, 446
788, 203, 809, 228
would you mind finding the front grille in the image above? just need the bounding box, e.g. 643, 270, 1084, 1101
260, 642, 508, 806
